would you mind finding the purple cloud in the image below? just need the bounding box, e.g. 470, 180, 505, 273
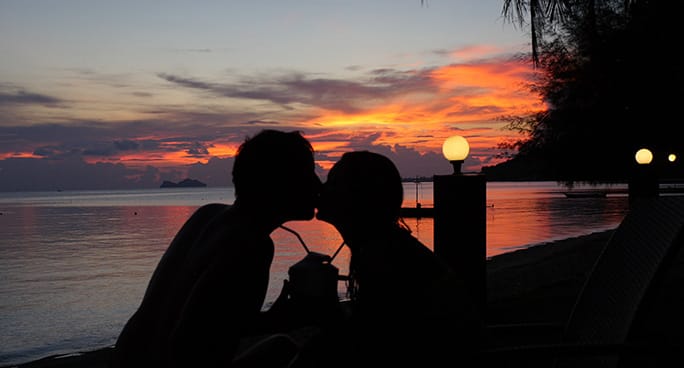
0, 90, 62, 106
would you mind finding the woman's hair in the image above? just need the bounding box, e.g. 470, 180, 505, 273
334, 150, 404, 225
231, 129, 313, 200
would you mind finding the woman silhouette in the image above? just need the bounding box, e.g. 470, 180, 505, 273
295, 150, 478, 367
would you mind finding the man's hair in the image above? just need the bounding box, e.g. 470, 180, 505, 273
232, 129, 314, 199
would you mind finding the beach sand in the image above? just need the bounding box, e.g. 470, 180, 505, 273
487, 230, 612, 325
2, 229, 615, 368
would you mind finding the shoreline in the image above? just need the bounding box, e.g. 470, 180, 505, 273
1, 229, 615, 368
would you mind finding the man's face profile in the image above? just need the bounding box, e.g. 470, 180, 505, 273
281, 157, 320, 221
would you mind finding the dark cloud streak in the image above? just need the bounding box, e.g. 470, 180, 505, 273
0, 90, 62, 106
157, 67, 439, 114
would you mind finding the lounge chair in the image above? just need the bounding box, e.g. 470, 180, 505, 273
479, 196, 684, 368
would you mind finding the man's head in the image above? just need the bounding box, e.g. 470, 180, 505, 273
232, 129, 320, 221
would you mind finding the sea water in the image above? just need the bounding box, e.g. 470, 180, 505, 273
0, 182, 630, 366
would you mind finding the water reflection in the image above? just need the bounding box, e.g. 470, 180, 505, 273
0, 205, 199, 363
492, 197, 626, 255
0, 184, 633, 365
401, 181, 630, 257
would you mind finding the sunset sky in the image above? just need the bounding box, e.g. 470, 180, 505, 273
0, 0, 545, 191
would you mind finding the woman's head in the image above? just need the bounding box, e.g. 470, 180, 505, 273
316, 151, 403, 230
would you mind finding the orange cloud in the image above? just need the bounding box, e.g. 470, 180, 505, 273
296, 58, 543, 163
449, 45, 502, 60
207, 143, 238, 158
0, 152, 41, 160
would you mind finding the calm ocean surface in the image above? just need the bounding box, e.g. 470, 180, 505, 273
0, 182, 630, 366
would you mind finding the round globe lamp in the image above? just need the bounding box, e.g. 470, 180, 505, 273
668, 153, 677, 163
442, 135, 470, 174
635, 148, 653, 165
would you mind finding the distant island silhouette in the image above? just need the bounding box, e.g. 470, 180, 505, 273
160, 178, 207, 188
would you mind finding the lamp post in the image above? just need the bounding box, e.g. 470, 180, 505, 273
628, 147, 659, 203
442, 135, 470, 174
433, 135, 487, 325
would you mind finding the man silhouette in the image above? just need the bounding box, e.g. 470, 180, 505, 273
111, 129, 321, 368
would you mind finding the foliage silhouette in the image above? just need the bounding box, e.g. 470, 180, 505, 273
488, 0, 682, 184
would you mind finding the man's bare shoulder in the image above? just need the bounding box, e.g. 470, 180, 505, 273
193, 203, 231, 218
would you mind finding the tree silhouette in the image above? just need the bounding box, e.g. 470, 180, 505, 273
501, 0, 638, 67
490, 0, 682, 183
